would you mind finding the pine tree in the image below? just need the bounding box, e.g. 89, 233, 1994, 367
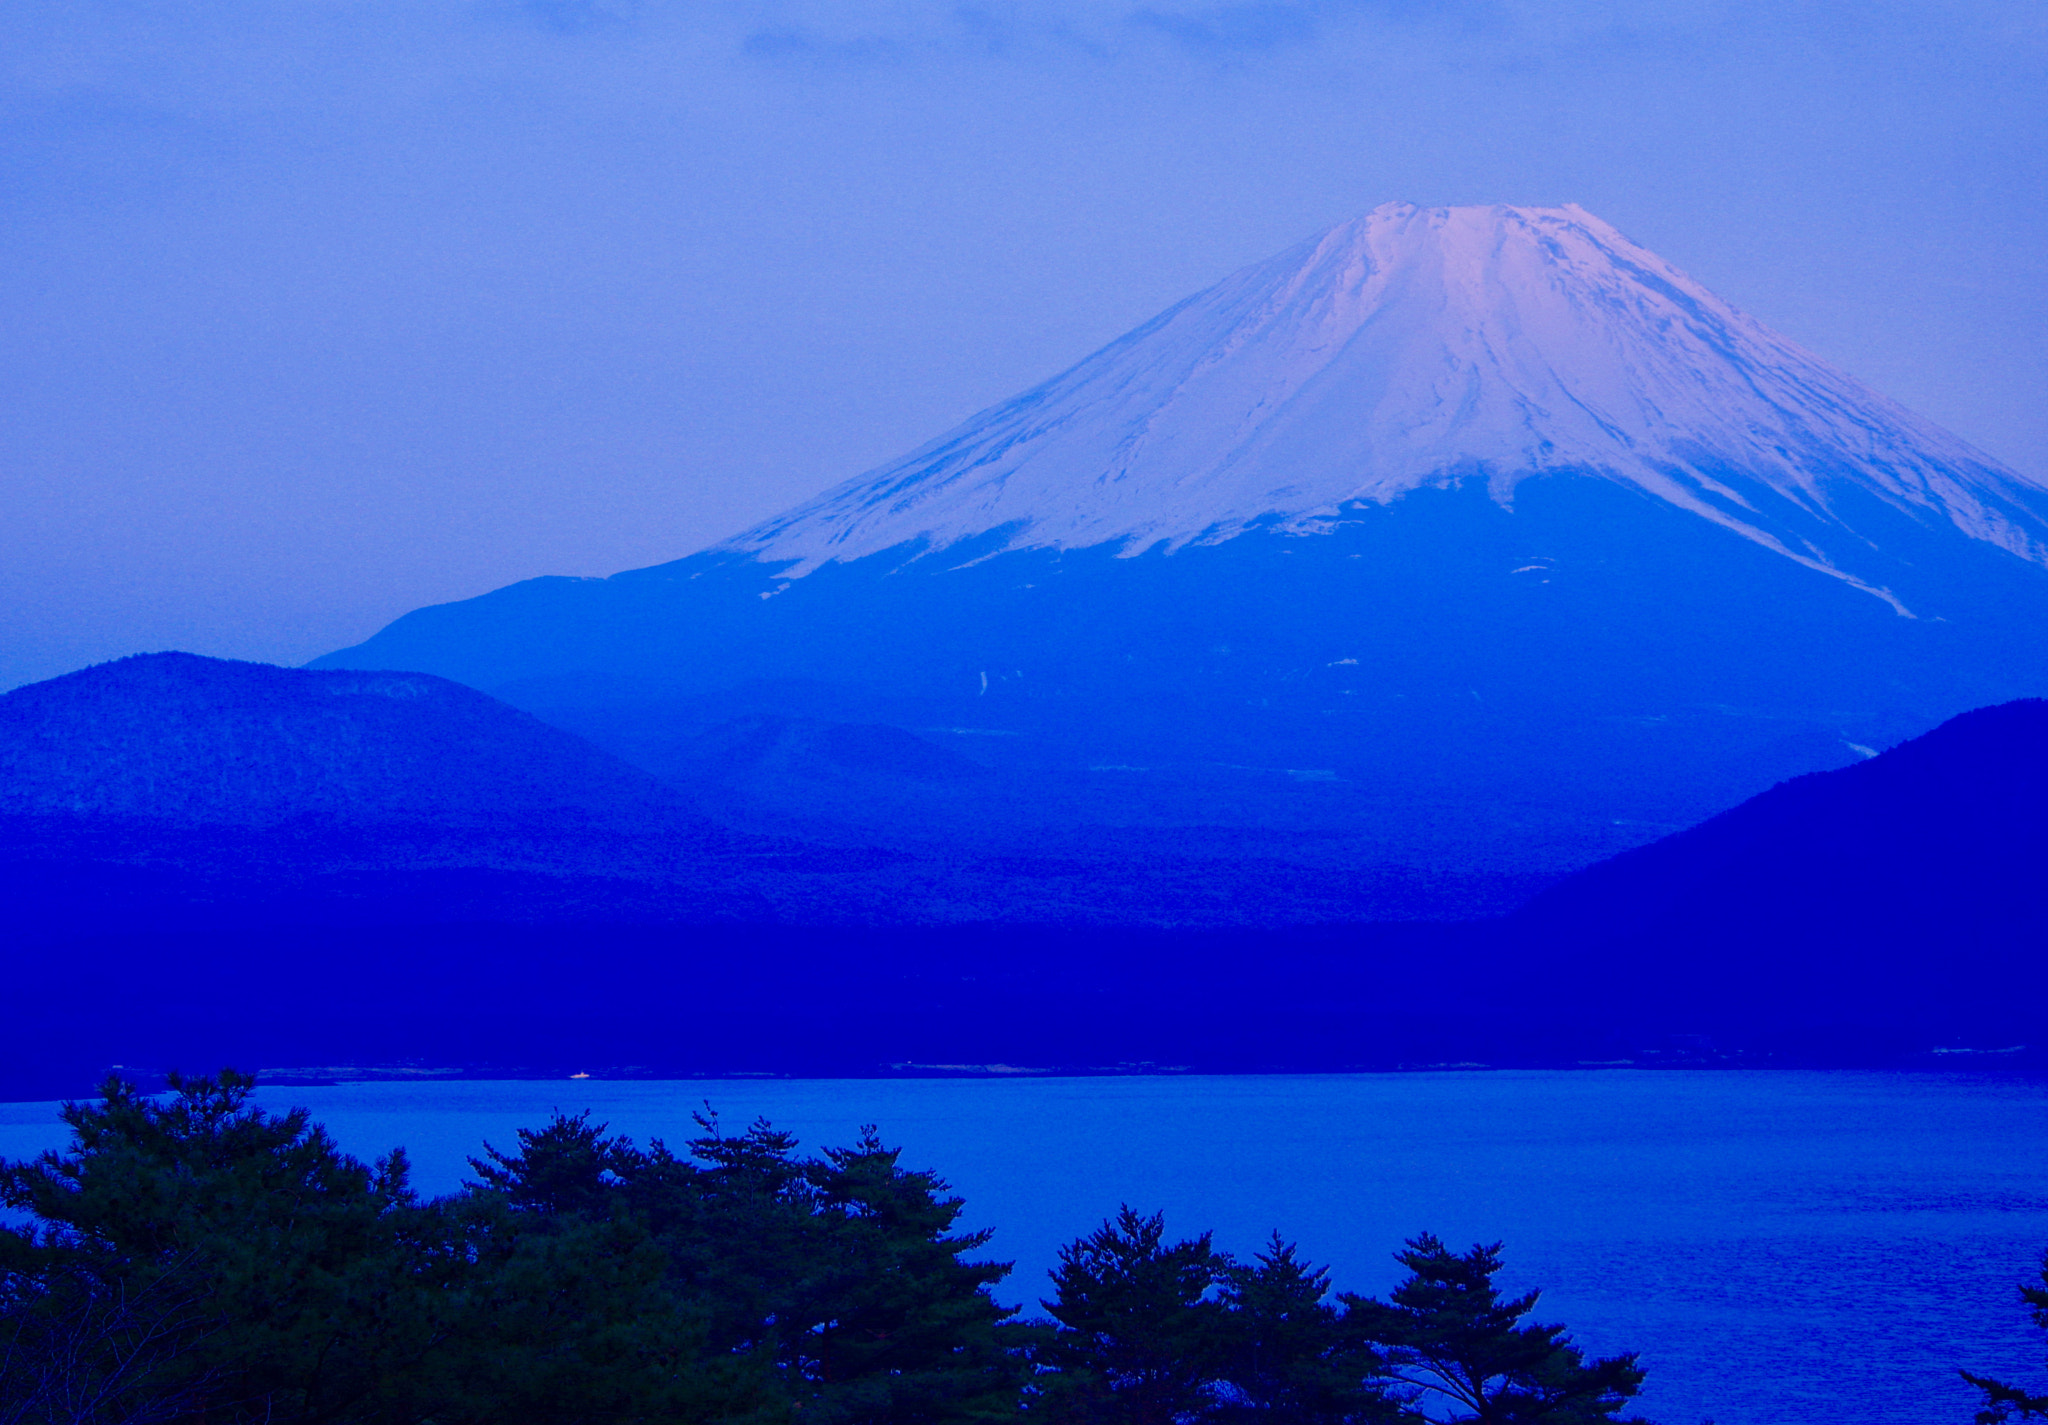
1342, 1235, 1645, 1425
467, 1109, 638, 1216
793, 1127, 1025, 1424
1963, 1252, 2048, 1423
1215, 1234, 1398, 1424
465, 1107, 1029, 1424
1038, 1207, 1235, 1425
0, 1070, 430, 1425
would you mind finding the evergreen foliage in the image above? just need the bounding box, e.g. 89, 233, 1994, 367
1341, 1237, 1645, 1424
0, 1073, 1656, 1425
1037, 1206, 1235, 1423
0, 1069, 431, 1425
1216, 1235, 1394, 1424
1963, 1253, 2048, 1423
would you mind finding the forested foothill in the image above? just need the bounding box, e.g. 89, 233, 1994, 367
4, 659, 2046, 1102
0, 1072, 1665, 1425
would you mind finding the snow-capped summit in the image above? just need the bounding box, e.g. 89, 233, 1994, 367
317, 203, 2048, 893
728, 203, 2048, 608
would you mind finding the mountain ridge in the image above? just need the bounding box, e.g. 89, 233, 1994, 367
6, 694, 2045, 1099
312, 204, 2048, 876
0, 651, 702, 829
2, 651, 1486, 928
722, 203, 2048, 611
1517, 695, 2048, 950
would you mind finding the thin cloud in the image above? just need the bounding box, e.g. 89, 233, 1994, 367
1126, 5, 1321, 55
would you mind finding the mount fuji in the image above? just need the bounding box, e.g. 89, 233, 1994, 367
318, 204, 2048, 894
731, 203, 2045, 607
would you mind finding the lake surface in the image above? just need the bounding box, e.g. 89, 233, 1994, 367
5, 1070, 2046, 1425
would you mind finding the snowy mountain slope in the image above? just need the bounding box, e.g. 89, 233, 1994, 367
315, 204, 2048, 886
730, 203, 2048, 611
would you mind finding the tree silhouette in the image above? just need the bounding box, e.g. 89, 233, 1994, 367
1342, 1235, 1645, 1424
1963, 1252, 2048, 1423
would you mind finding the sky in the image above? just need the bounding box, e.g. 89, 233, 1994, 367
2, 0, 2044, 690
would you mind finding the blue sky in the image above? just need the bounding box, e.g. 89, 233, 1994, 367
3, 0, 2044, 688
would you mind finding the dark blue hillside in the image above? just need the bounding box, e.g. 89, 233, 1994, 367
4, 656, 2045, 1101
316, 479, 2048, 880
0, 652, 704, 830
0, 651, 1492, 948
1513, 698, 2048, 1045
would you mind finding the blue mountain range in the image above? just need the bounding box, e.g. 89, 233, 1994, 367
7, 204, 2047, 1092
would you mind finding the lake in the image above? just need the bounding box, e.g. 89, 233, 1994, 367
5, 1069, 2045, 1424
